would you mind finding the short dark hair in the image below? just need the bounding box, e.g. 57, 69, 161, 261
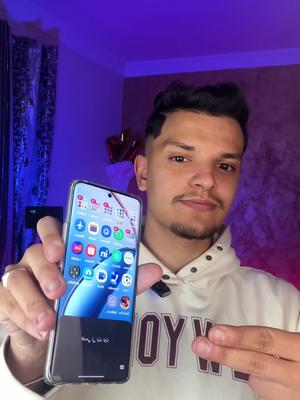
145, 81, 249, 152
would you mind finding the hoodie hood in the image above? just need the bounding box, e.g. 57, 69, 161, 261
139, 226, 241, 289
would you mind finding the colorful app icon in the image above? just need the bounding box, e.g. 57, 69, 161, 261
69, 265, 81, 279
115, 208, 125, 219
122, 273, 132, 287
75, 218, 85, 232
96, 269, 108, 283
99, 246, 110, 261
72, 241, 83, 254
83, 266, 94, 280
120, 296, 131, 310
103, 202, 113, 215
125, 228, 135, 241
101, 225, 112, 238
77, 194, 88, 209
113, 227, 124, 241
90, 198, 100, 212
107, 294, 118, 307
112, 249, 122, 263
123, 251, 134, 265
110, 271, 120, 286
86, 244, 97, 257
88, 222, 99, 235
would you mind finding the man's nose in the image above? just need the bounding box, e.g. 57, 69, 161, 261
188, 168, 216, 190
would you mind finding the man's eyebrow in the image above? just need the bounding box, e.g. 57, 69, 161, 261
161, 140, 195, 151
161, 141, 242, 160
221, 153, 242, 161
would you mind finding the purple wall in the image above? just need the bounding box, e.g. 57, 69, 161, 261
121, 65, 300, 289
46, 43, 123, 209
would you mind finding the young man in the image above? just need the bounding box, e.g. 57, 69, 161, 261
0, 82, 300, 399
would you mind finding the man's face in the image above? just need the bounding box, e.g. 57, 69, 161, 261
135, 111, 244, 240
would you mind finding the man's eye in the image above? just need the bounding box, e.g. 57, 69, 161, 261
218, 163, 236, 172
170, 156, 188, 162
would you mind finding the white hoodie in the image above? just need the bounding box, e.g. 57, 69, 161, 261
1, 227, 299, 399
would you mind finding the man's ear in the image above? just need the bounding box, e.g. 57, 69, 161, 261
134, 154, 148, 191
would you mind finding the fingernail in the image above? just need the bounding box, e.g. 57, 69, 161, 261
36, 311, 49, 325
40, 331, 48, 339
211, 327, 226, 343
195, 339, 211, 357
46, 278, 62, 293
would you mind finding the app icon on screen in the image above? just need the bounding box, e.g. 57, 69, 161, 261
75, 219, 85, 232
122, 274, 132, 287
72, 241, 83, 254
99, 247, 110, 261
120, 296, 131, 310
101, 225, 112, 238
96, 269, 108, 283
113, 227, 124, 241
69, 265, 81, 279
86, 244, 97, 257
88, 222, 99, 235
112, 249, 122, 263
83, 266, 94, 280
123, 251, 134, 265
129, 212, 137, 224
77, 194, 87, 209
125, 229, 135, 241
107, 294, 118, 307
110, 271, 120, 286
90, 198, 100, 212
103, 202, 113, 215
115, 208, 125, 219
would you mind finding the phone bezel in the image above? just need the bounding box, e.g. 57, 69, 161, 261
44, 179, 143, 386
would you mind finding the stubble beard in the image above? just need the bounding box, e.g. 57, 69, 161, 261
169, 223, 218, 241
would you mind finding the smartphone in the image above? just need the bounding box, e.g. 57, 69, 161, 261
44, 180, 142, 385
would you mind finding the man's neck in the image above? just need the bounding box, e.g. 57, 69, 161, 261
142, 217, 212, 274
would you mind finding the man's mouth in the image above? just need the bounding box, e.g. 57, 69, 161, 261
178, 198, 218, 211
173, 194, 224, 210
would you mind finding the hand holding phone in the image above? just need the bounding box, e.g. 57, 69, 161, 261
44, 180, 142, 385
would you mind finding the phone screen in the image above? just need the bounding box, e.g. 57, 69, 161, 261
45, 181, 141, 384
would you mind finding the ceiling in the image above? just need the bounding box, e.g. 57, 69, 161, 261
4, 0, 300, 75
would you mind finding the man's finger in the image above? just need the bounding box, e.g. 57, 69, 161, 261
208, 325, 300, 362
36, 216, 64, 263
248, 375, 296, 400
22, 244, 66, 300
3, 266, 56, 332
137, 263, 162, 295
192, 337, 298, 385
0, 285, 45, 341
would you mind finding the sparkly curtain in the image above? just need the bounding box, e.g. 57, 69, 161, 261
0, 20, 11, 270
11, 36, 58, 263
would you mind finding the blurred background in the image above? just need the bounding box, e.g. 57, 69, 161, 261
0, 0, 300, 287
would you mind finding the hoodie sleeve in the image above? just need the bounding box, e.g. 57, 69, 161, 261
0, 336, 46, 399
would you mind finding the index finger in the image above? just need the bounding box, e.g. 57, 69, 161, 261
208, 325, 300, 362
37, 216, 65, 263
